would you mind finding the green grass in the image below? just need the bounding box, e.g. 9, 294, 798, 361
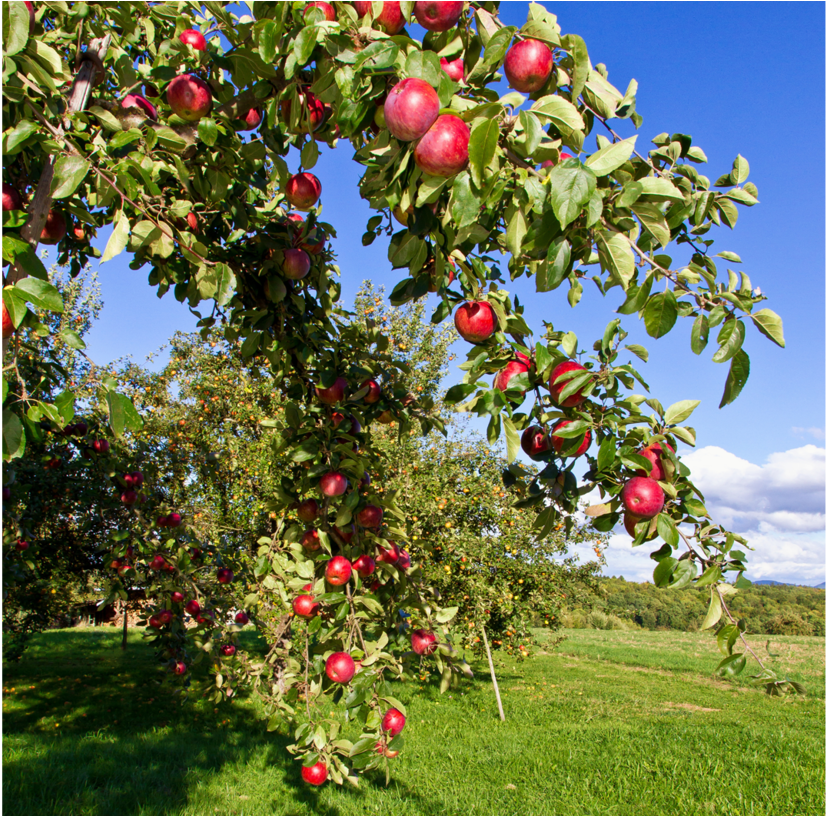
3, 627, 823, 816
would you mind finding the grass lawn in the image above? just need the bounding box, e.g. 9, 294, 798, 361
2, 627, 823, 816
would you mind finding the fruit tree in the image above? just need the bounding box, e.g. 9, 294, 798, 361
2, 0, 795, 788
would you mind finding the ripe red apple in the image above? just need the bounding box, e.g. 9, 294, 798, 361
297, 498, 320, 523
334, 524, 355, 544
376, 543, 400, 565
521, 426, 550, 459
305, 1, 336, 21
325, 651, 356, 684
551, 420, 592, 458
316, 376, 347, 405
2, 182, 22, 211
320, 471, 349, 497
167, 74, 212, 121
301, 761, 328, 786
352, 554, 376, 578
541, 152, 573, 169
353, 1, 405, 34
381, 707, 406, 737
91, 439, 109, 454
2, 302, 14, 339
217, 567, 234, 584
173, 661, 187, 676
121, 489, 138, 506
624, 512, 643, 537
503, 39, 553, 93
293, 593, 320, 618
493, 352, 531, 392
326, 556, 352, 586
282, 247, 311, 280
40, 210, 67, 244
414, 114, 470, 177
411, 629, 437, 655
149, 615, 163, 629
184, 599, 201, 616
235, 610, 249, 625
159, 609, 173, 625
171, 591, 185, 604
15, 539, 29, 552
357, 504, 383, 529
124, 471, 144, 488
620, 476, 665, 520
384, 78, 440, 141
280, 89, 326, 133
635, 442, 675, 482
440, 57, 464, 82
72, 226, 87, 242
73, 421, 88, 437
331, 411, 345, 428
548, 360, 588, 407
166, 512, 183, 528
238, 107, 262, 130
122, 94, 158, 120
301, 529, 322, 552
397, 548, 411, 570
179, 28, 207, 51
361, 379, 381, 404
285, 172, 321, 210
414, 0, 463, 30
221, 644, 237, 657
454, 301, 496, 344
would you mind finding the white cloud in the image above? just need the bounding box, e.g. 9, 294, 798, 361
793, 427, 825, 441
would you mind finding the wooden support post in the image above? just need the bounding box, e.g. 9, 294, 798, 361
481, 624, 505, 721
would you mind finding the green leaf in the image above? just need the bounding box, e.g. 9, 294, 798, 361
106, 392, 143, 438
14, 278, 63, 313
2, 408, 25, 460
700, 591, 722, 630
198, 118, 218, 146
435, 606, 458, 624
301, 139, 319, 170
101, 212, 130, 263
643, 290, 677, 338
88, 105, 122, 133
502, 416, 520, 464
550, 160, 595, 230
695, 564, 721, 588
505, 206, 527, 258
537, 239, 571, 292
656, 515, 679, 548
58, 328, 86, 349
638, 177, 684, 202
293, 25, 319, 66
719, 349, 749, 408
652, 556, 677, 587
596, 230, 635, 289
51, 155, 90, 199
468, 117, 499, 188
616, 272, 653, 315
663, 399, 700, 425
730, 154, 749, 185
585, 136, 637, 177
258, 20, 280, 63
690, 315, 709, 355
3, 118, 38, 154
750, 309, 785, 348
712, 319, 745, 364
716, 250, 741, 263
4, 2, 30, 56
530, 95, 585, 137
624, 344, 648, 362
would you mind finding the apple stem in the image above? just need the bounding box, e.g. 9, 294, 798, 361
480, 624, 505, 721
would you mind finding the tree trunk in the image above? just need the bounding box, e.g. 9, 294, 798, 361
121, 599, 128, 650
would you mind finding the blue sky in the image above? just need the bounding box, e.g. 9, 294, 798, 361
69, 2, 824, 584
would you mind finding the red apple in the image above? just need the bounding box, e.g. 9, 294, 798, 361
280, 89, 326, 133
173, 661, 187, 676
425, 257, 455, 292
149, 554, 166, 571
293, 593, 320, 618
148, 615, 163, 629
73, 421, 88, 437
297, 498, 320, 523
414, 114, 470, 177
325, 651, 356, 683
331, 411, 345, 428
548, 360, 588, 407
381, 707, 406, 736
503, 39, 553, 93
397, 548, 411, 570
166, 512, 183, 528
167, 74, 212, 121
301, 529, 322, 552
15, 540, 29, 552
305, 1, 336, 21
411, 629, 437, 655
316, 376, 347, 405
521, 426, 550, 459
541, 152, 573, 169
179, 28, 207, 51
282, 247, 311, 280
122, 94, 158, 120
40, 210, 67, 244
551, 420, 592, 458
384, 78, 440, 142
301, 761, 328, 786
171, 591, 185, 604
454, 301, 496, 344
121, 489, 138, 506
357, 504, 383, 529
320, 471, 349, 497
326, 556, 352, 586
414, 1, 463, 30
235, 610, 249, 625
361, 379, 381, 404
493, 352, 531, 392
217, 567, 234, 584
440, 57, 464, 82
124, 471, 144, 488
285, 172, 321, 210
238, 107, 262, 130
2, 182, 22, 211
352, 554, 376, 578
624, 512, 642, 537
334, 524, 355, 544
91, 439, 109, 454
159, 609, 173, 625
635, 442, 675, 482
221, 644, 237, 657
2, 302, 14, 339
376, 543, 400, 565
353, 1, 405, 34
620, 477, 665, 520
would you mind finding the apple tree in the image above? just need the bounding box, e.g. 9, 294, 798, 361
2, 0, 797, 788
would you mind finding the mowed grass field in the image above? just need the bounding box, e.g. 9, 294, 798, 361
3, 627, 823, 816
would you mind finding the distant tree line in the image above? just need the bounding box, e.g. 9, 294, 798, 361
564, 577, 824, 636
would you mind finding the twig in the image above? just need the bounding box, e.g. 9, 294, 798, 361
716, 586, 766, 671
